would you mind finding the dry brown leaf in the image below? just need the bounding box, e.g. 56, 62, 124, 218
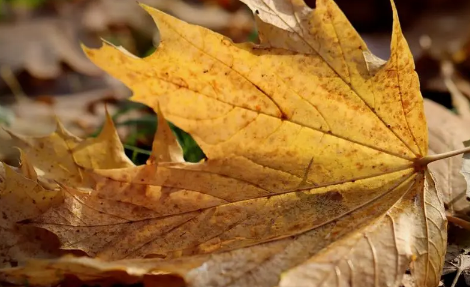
425, 99, 470, 219
0, 0, 456, 286
443, 244, 470, 287
2, 89, 124, 137
441, 61, 470, 121
0, 19, 100, 78
0, 152, 62, 268
0, 88, 131, 163
82, 0, 253, 38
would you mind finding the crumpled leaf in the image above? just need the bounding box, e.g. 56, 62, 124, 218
0, 152, 62, 268
443, 244, 470, 287
0, 0, 449, 287
443, 226, 470, 287
425, 99, 470, 219
7, 110, 134, 187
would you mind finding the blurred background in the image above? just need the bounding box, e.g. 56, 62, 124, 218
1, 0, 470, 166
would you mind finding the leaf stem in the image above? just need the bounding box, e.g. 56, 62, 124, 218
417, 146, 470, 166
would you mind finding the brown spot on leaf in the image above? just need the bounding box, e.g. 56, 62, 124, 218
327, 191, 343, 202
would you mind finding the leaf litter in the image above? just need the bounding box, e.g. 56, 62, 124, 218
2, 0, 470, 286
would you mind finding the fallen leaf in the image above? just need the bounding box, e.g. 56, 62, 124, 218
0, 19, 100, 78
3, 89, 127, 137
425, 99, 470, 219
83, 0, 448, 285
82, 0, 254, 40
6, 110, 134, 187
442, 225, 470, 287
0, 152, 62, 268
441, 60, 470, 121
443, 244, 470, 287
0, 88, 132, 164
0, 0, 453, 286
18, 111, 223, 259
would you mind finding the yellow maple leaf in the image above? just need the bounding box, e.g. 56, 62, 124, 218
4, 0, 470, 286
82, 0, 445, 285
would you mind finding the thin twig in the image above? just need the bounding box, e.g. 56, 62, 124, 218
0, 65, 27, 102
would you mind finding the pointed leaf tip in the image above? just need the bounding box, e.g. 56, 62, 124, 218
16, 147, 37, 181
148, 105, 184, 164
97, 105, 118, 140
80, 42, 96, 59
389, 0, 405, 52
138, 2, 153, 11
53, 116, 67, 135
